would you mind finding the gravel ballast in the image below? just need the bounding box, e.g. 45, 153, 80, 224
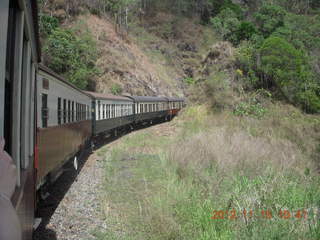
33, 150, 106, 240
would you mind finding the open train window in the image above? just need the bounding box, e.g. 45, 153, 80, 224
3, 0, 19, 154
42, 94, 48, 128
63, 99, 66, 123
57, 97, 61, 125
67, 100, 71, 123
72, 101, 74, 122
83, 104, 85, 120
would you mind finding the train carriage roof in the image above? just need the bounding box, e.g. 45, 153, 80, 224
165, 97, 185, 102
38, 65, 92, 98
126, 96, 168, 102
85, 91, 133, 102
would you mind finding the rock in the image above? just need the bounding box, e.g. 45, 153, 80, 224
54, 9, 67, 20
177, 43, 197, 52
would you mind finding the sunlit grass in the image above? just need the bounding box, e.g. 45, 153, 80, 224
97, 105, 320, 240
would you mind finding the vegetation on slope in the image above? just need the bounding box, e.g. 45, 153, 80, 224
208, 1, 320, 113
95, 105, 320, 239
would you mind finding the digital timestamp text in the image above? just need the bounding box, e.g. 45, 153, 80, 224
211, 209, 319, 220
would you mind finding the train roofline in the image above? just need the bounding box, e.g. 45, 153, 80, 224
125, 96, 168, 102
84, 91, 133, 102
38, 64, 92, 98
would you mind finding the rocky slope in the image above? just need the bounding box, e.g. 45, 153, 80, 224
40, 1, 217, 97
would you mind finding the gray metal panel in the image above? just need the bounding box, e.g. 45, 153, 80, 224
0, 0, 9, 138
12, 10, 25, 186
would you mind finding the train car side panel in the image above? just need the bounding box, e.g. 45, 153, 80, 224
36, 68, 92, 187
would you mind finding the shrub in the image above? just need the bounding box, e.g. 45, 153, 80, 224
259, 36, 320, 113
39, 14, 59, 36
183, 77, 196, 85
234, 21, 258, 44
211, 10, 258, 45
44, 27, 98, 90
210, 0, 244, 18
254, 4, 286, 38
233, 99, 267, 118
111, 83, 123, 95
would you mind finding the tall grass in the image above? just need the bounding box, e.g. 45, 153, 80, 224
97, 105, 320, 240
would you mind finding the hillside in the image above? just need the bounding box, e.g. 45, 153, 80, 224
38, 2, 218, 97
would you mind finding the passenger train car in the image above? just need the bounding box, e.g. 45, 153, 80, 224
37, 65, 92, 188
0, 0, 185, 239
86, 91, 134, 136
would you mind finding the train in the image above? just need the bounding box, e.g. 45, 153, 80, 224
0, 1, 185, 239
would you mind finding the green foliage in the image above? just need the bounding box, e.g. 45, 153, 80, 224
39, 14, 59, 36
233, 21, 258, 44
254, 4, 286, 38
233, 99, 267, 118
44, 27, 98, 89
210, 0, 243, 18
110, 83, 123, 95
211, 9, 257, 45
183, 77, 196, 85
259, 36, 320, 113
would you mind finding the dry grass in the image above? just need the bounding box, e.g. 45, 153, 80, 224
96, 105, 320, 240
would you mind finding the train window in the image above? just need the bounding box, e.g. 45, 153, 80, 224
72, 101, 74, 122
106, 104, 108, 119
63, 99, 67, 123
58, 98, 61, 125
80, 104, 83, 121
98, 101, 101, 120
68, 100, 71, 123
76, 103, 78, 121
81, 104, 84, 120
42, 94, 48, 128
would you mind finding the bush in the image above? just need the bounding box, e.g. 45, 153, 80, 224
44, 27, 98, 89
39, 14, 59, 36
210, 0, 244, 18
111, 83, 123, 95
233, 21, 258, 45
254, 4, 286, 38
233, 99, 267, 118
259, 36, 320, 113
183, 77, 196, 85
211, 9, 258, 45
